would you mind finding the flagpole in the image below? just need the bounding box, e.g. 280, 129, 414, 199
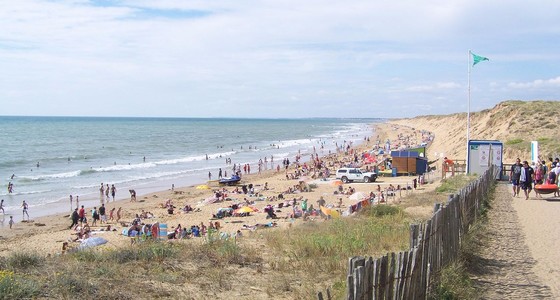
466, 50, 471, 175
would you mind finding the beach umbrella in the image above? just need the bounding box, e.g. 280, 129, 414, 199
234, 206, 255, 214
196, 185, 211, 190
331, 180, 343, 186
320, 206, 341, 218
349, 192, 368, 201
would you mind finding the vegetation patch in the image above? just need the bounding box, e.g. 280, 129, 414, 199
435, 175, 477, 194
505, 138, 523, 145
0, 270, 39, 300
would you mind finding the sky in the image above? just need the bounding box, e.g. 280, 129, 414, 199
1, 0, 559, 118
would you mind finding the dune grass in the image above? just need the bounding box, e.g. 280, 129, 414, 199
435, 174, 478, 194
262, 205, 411, 298
0, 176, 486, 299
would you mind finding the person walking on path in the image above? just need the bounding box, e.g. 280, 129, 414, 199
520, 160, 534, 200
510, 158, 522, 197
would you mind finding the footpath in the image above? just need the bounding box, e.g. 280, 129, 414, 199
472, 182, 555, 299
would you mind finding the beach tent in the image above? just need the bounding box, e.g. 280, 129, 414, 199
320, 206, 341, 218
234, 206, 255, 214
331, 180, 343, 186
349, 192, 368, 201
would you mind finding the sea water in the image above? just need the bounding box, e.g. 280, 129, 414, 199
0, 116, 379, 223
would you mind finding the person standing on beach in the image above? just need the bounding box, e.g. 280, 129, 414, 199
99, 204, 106, 224
22, 200, 29, 220
129, 190, 136, 202
69, 195, 73, 211
69, 208, 79, 229
100, 183, 104, 199
78, 205, 86, 224
116, 207, 122, 223
218, 168, 222, 179
510, 158, 522, 197
91, 207, 99, 226
105, 184, 110, 201
9, 216, 14, 229
76, 195, 79, 208
208, 172, 212, 180
0, 199, 4, 214
111, 184, 116, 201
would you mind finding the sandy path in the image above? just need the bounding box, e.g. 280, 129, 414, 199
512, 187, 560, 298
473, 183, 554, 299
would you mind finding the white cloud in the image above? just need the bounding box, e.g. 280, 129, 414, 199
508, 76, 560, 89
1, 0, 560, 117
406, 82, 461, 92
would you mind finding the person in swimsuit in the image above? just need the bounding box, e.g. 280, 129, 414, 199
22, 200, 29, 220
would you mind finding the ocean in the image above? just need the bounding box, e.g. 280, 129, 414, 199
0, 116, 378, 223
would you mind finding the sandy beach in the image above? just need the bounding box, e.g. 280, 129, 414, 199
2, 102, 558, 298
0, 121, 435, 257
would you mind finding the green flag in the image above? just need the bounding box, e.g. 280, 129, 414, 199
471, 51, 489, 66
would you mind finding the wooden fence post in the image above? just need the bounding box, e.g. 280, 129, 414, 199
342, 168, 497, 299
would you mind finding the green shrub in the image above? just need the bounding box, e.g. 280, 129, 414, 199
6, 252, 42, 270
364, 205, 402, 217
435, 175, 476, 194
0, 270, 39, 299
53, 273, 97, 296
429, 261, 476, 300
71, 249, 102, 262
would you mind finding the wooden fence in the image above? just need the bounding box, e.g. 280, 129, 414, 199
318, 165, 498, 300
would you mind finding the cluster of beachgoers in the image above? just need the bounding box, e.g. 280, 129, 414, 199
0, 123, 436, 256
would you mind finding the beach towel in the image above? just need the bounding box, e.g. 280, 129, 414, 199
76, 237, 108, 251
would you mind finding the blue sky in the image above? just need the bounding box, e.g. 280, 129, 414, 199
1, 0, 559, 118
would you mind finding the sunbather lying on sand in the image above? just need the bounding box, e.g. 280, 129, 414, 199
241, 222, 278, 231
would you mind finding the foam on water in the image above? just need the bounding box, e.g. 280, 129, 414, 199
0, 117, 381, 223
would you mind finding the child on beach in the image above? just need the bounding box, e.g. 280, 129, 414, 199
9, 216, 14, 229
109, 207, 115, 222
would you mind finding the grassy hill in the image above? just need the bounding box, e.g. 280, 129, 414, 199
392, 100, 560, 162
